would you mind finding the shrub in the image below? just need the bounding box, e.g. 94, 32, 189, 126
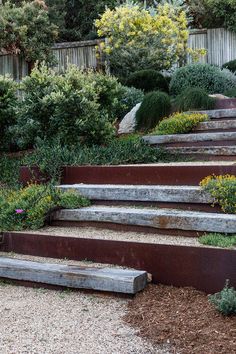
154, 112, 208, 135
209, 280, 236, 316
170, 63, 236, 96
199, 233, 236, 249
222, 59, 236, 73
200, 175, 236, 214
15, 65, 115, 148
136, 91, 171, 131
96, 3, 189, 78
174, 88, 215, 111
224, 88, 236, 98
0, 184, 90, 232
0, 75, 17, 151
126, 70, 169, 93
0, 155, 20, 188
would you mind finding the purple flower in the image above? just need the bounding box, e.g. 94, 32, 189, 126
15, 209, 24, 214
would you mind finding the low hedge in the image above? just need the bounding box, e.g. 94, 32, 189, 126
126, 70, 169, 93
174, 88, 215, 111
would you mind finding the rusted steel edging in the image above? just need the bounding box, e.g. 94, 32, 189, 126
20, 164, 236, 186
1, 232, 236, 294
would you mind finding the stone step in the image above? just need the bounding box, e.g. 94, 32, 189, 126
58, 184, 212, 204
189, 108, 236, 119
52, 206, 236, 234
165, 146, 236, 156
0, 256, 147, 294
143, 132, 236, 146
195, 119, 236, 131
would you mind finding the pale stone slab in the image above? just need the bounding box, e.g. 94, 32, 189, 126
118, 103, 141, 134
59, 184, 212, 204
165, 146, 236, 156
142, 132, 236, 145
195, 120, 236, 131
53, 206, 236, 233
188, 108, 236, 119
0, 257, 147, 294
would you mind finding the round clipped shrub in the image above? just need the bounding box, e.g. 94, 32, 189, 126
224, 88, 236, 98
174, 88, 216, 111
135, 91, 171, 131
222, 59, 236, 73
170, 63, 236, 96
126, 70, 169, 93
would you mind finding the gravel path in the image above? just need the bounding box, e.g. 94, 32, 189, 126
0, 282, 171, 354
22, 226, 202, 247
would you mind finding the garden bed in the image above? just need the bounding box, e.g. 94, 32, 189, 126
125, 284, 236, 354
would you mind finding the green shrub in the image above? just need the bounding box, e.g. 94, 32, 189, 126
126, 70, 169, 93
0, 184, 90, 232
209, 280, 236, 316
223, 88, 236, 98
0, 155, 20, 188
170, 63, 236, 96
154, 112, 208, 135
0, 75, 17, 151
15, 65, 115, 148
136, 91, 171, 131
200, 175, 236, 214
222, 59, 236, 73
199, 233, 236, 248
174, 88, 215, 111
23, 138, 175, 180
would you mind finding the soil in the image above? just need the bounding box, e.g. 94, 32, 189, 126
124, 284, 236, 354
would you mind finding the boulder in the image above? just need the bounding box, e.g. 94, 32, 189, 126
209, 94, 229, 99
118, 103, 141, 134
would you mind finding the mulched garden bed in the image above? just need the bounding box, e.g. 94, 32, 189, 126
124, 284, 236, 354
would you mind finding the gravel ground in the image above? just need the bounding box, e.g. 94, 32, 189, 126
18, 226, 201, 247
0, 282, 171, 354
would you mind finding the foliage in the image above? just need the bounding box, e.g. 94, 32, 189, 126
15, 65, 115, 148
114, 85, 144, 120
154, 112, 208, 135
200, 175, 236, 214
170, 63, 236, 96
224, 88, 236, 98
199, 233, 236, 249
222, 59, 236, 73
174, 87, 215, 111
0, 184, 90, 231
126, 70, 169, 93
209, 280, 236, 316
202, 0, 236, 33
136, 91, 171, 131
23, 138, 175, 179
96, 2, 189, 78
0, 75, 17, 150
0, 155, 20, 187
0, 1, 58, 64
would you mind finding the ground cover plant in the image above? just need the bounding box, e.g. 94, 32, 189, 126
170, 63, 236, 96
135, 91, 171, 131
199, 233, 236, 248
0, 184, 90, 231
174, 87, 215, 111
200, 175, 236, 214
209, 280, 236, 316
153, 112, 208, 135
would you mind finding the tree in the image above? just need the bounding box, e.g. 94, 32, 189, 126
0, 1, 58, 66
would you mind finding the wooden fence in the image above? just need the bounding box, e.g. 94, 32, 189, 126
1, 28, 236, 80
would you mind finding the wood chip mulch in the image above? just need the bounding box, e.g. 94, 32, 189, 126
124, 284, 236, 354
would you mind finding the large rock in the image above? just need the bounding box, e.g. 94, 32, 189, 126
118, 103, 141, 134
209, 94, 229, 99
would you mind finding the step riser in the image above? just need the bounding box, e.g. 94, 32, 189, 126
52, 208, 236, 234
59, 185, 212, 204
189, 109, 236, 119
165, 146, 236, 156
163, 141, 236, 147
2, 232, 235, 294
195, 120, 236, 131
0, 257, 147, 294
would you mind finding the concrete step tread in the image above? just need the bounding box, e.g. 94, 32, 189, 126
0, 255, 147, 294
195, 119, 236, 130
59, 184, 212, 204
143, 131, 236, 144
188, 108, 236, 119
53, 206, 236, 233
165, 146, 236, 155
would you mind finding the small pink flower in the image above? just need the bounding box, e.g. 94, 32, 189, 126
15, 209, 24, 214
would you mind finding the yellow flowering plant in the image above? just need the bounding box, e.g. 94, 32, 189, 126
95, 3, 202, 77
200, 175, 236, 214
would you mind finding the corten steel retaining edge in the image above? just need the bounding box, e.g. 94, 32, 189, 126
20, 164, 236, 186
1, 232, 236, 294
